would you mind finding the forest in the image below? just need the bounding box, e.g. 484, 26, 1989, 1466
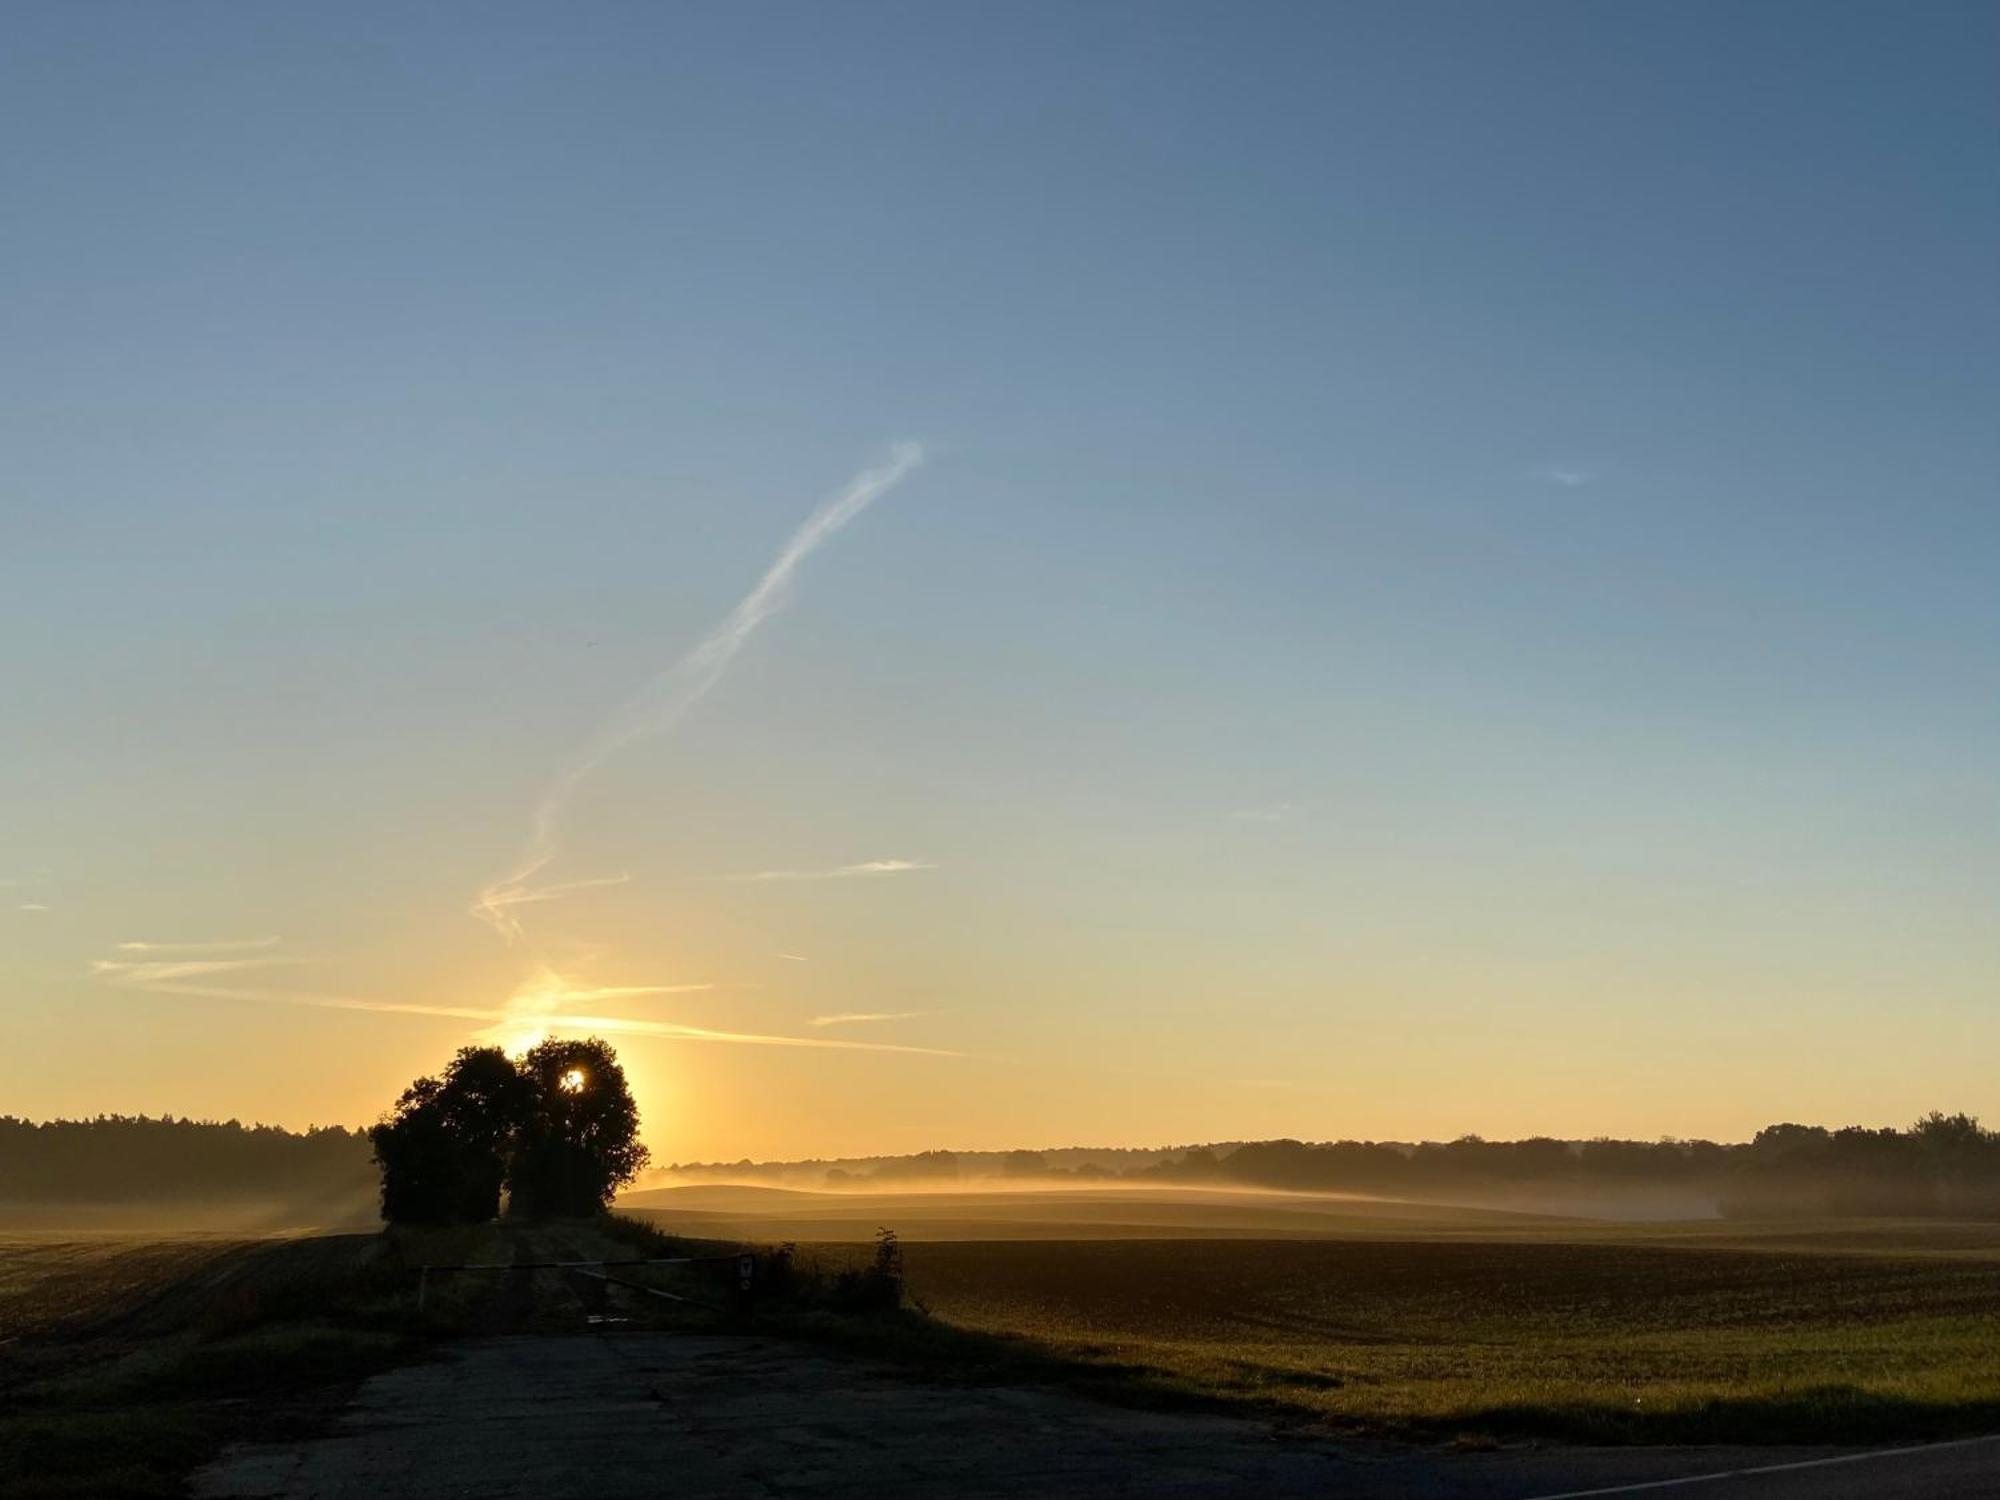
681, 1114, 2000, 1220
0, 1113, 373, 1206
12, 1111, 2000, 1221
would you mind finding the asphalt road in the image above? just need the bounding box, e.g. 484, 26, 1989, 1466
1517, 1435, 2000, 1499
193, 1334, 2000, 1499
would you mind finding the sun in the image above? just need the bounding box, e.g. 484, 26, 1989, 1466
559, 1067, 587, 1093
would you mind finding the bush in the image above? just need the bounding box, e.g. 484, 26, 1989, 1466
830, 1228, 905, 1316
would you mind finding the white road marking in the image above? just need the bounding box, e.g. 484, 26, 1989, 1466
1523, 1432, 2000, 1498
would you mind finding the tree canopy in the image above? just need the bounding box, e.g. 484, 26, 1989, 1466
368, 1038, 648, 1223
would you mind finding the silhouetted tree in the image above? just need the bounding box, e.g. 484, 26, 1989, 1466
369, 1076, 462, 1225
506, 1038, 650, 1218
370, 1039, 643, 1224
434, 1046, 536, 1221
369, 1048, 538, 1224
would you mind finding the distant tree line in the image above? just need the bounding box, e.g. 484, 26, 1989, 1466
718, 1114, 2000, 1221
21, 1106, 2000, 1222
369, 1038, 649, 1223
1184, 1114, 2000, 1218
0, 1114, 373, 1205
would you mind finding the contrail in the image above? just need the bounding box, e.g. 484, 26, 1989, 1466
473, 442, 924, 940
725, 858, 933, 882
91, 956, 304, 983
116, 937, 281, 954
103, 977, 960, 1056
809, 1010, 941, 1027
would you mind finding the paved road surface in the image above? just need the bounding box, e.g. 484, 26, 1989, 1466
194, 1334, 2000, 1499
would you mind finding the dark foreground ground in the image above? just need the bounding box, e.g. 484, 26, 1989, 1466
631, 1196, 2000, 1444
14, 1214, 2000, 1498
194, 1331, 2000, 1500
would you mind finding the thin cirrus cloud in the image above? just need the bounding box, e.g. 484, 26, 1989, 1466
91, 955, 306, 983
808, 1011, 939, 1028
469, 874, 631, 921
727, 859, 934, 883
116, 937, 281, 954
17, 903, 49, 913
119, 981, 960, 1057
89, 948, 956, 1058
472, 443, 924, 942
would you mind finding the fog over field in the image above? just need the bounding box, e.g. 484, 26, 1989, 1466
618, 1182, 1566, 1244
0, 1198, 378, 1235
13, 1111, 2000, 1236
636, 1115, 2000, 1231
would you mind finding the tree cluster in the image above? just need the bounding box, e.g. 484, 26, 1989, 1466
1719, 1114, 2000, 1219
368, 1037, 649, 1223
0, 1114, 372, 1205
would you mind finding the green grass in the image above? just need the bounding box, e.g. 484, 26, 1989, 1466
888, 1232, 2000, 1443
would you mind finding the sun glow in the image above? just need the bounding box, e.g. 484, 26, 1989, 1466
559, 1068, 587, 1093
499, 1027, 549, 1057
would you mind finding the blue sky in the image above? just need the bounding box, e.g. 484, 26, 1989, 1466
3, 2, 1995, 1155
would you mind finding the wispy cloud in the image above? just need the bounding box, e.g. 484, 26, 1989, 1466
727, 859, 933, 883
528, 1012, 956, 1055
809, 1010, 938, 1027
471, 967, 719, 1050
1535, 464, 1597, 488
543, 983, 714, 1000
92, 956, 303, 983
777, 952, 808, 962
467, 874, 630, 919
90, 918, 958, 1064
473, 443, 925, 942
6, 872, 54, 910
101, 975, 956, 1057
116, 937, 281, 954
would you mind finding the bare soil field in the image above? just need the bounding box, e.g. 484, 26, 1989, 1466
617, 1181, 1565, 1242
0, 1233, 261, 1342
887, 1235, 2000, 1443
623, 1188, 2000, 1444
12, 1204, 2000, 1499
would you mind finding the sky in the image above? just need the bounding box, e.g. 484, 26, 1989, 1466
3, 2, 1995, 1162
